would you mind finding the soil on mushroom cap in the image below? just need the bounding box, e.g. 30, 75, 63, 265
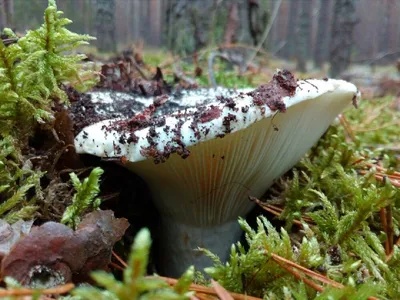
247, 69, 297, 112
74, 70, 299, 164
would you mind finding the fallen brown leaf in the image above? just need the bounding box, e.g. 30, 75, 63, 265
1, 210, 129, 288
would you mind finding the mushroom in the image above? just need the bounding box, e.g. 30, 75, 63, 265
74, 70, 359, 277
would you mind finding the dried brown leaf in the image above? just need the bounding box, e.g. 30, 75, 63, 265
1, 210, 129, 288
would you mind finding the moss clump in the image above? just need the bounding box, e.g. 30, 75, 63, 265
0, 0, 96, 141
0, 136, 42, 223
61, 167, 104, 229
0, 0, 97, 224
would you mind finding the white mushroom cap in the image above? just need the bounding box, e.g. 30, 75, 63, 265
74, 71, 359, 277
75, 78, 357, 165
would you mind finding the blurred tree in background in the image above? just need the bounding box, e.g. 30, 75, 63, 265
96, 0, 116, 52
314, 0, 333, 69
297, 0, 311, 72
0, 0, 399, 77
329, 0, 357, 77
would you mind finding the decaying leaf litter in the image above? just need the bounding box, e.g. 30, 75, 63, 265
0, 1, 399, 299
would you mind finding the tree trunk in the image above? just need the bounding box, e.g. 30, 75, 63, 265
314, 0, 332, 68
0, 0, 13, 29
378, 0, 392, 63
297, 0, 311, 72
96, 0, 117, 53
282, 0, 299, 58
329, 0, 357, 77
223, 0, 239, 45
248, 0, 269, 46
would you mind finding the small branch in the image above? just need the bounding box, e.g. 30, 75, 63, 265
352, 49, 400, 64
127, 57, 149, 80
271, 253, 379, 299
109, 261, 125, 272
270, 253, 343, 288
380, 207, 390, 256
155, 276, 262, 300
207, 52, 230, 88
359, 171, 400, 188
352, 121, 400, 132
338, 114, 356, 142
211, 280, 235, 300
173, 64, 198, 86
2, 38, 18, 46
387, 205, 394, 254
272, 40, 287, 56
273, 259, 324, 292
112, 250, 128, 268
0, 283, 74, 297
364, 163, 400, 177
249, 196, 314, 228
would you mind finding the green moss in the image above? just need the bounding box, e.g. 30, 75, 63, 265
72, 228, 195, 300
0, 0, 97, 225
204, 95, 400, 298
61, 167, 104, 229
0, 0, 96, 140
0, 136, 42, 223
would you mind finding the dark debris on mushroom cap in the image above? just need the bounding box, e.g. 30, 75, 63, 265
74, 70, 303, 164
247, 69, 297, 113
70, 87, 251, 134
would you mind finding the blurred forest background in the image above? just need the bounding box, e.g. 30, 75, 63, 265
0, 0, 399, 78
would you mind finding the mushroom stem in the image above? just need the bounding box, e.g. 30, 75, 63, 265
157, 218, 243, 277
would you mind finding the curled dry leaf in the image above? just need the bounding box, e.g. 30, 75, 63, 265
1, 210, 129, 288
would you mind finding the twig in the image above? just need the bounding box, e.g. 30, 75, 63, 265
155, 276, 262, 300
352, 49, 400, 64
380, 208, 390, 256
359, 171, 400, 188
386, 235, 400, 261
272, 40, 287, 56
211, 280, 234, 300
338, 114, 356, 142
109, 261, 125, 272
352, 121, 400, 132
270, 253, 343, 288
387, 205, 394, 254
173, 64, 198, 86
364, 163, 400, 177
159, 43, 270, 69
364, 144, 400, 152
273, 259, 324, 292
245, 0, 282, 69
112, 250, 128, 268
128, 57, 149, 80
0, 283, 74, 297
249, 196, 314, 227
207, 52, 230, 88
2, 38, 18, 46
271, 253, 379, 299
